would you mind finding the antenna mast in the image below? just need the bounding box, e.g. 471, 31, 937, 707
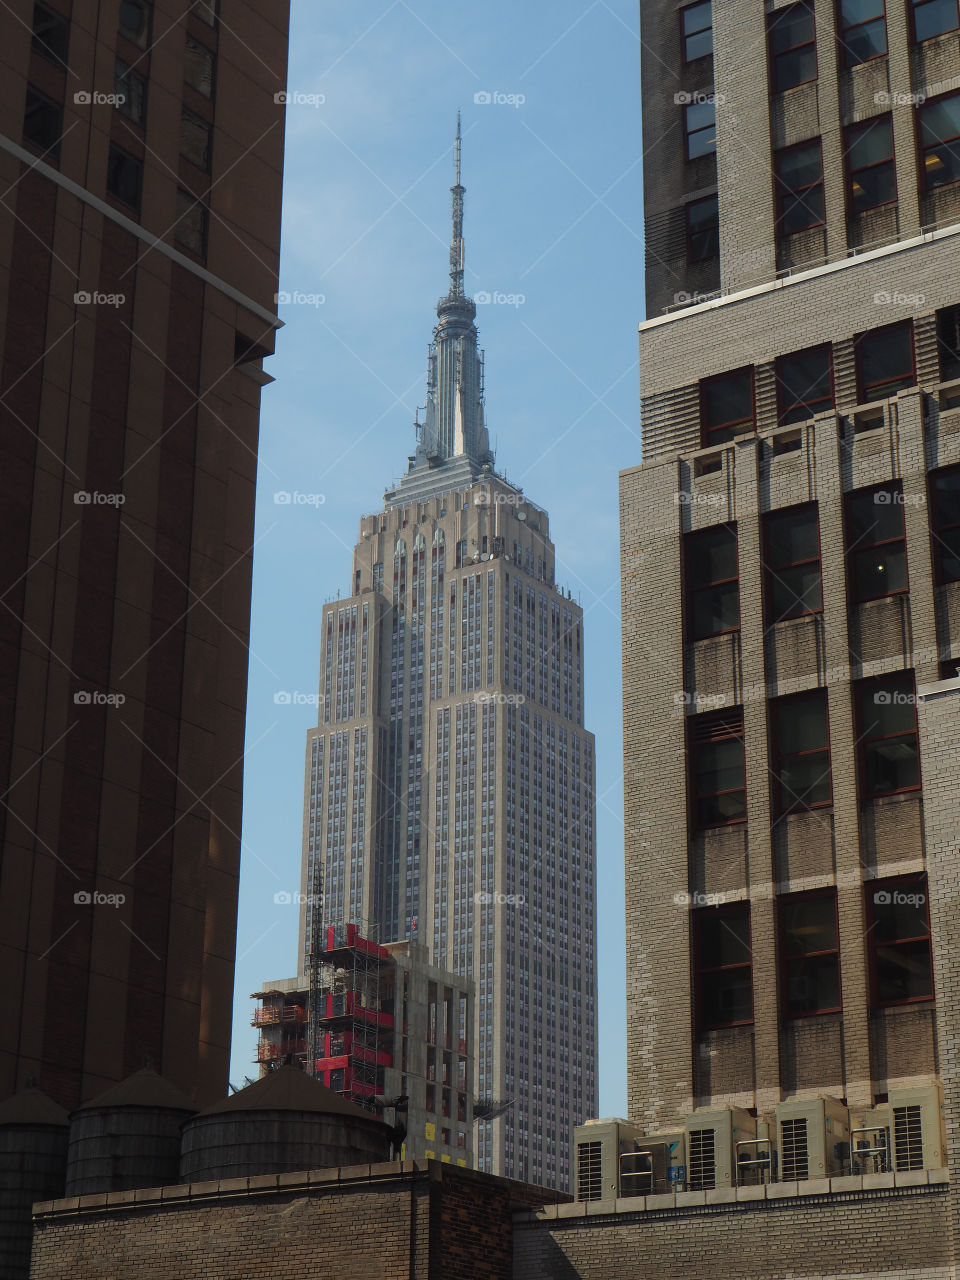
449, 112, 464, 298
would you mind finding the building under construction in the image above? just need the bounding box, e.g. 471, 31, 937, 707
253, 927, 474, 1166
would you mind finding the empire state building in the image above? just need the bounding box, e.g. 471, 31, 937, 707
296, 124, 598, 1190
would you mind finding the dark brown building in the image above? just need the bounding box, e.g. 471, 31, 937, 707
0, 0, 288, 1111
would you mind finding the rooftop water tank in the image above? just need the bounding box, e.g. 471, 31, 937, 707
0, 1086, 69, 1280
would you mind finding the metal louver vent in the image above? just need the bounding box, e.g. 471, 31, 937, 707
688, 1128, 716, 1190
577, 1141, 603, 1201
781, 1117, 809, 1181
893, 1105, 924, 1170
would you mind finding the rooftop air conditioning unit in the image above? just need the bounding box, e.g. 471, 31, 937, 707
573, 1119, 643, 1202
888, 1084, 945, 1171
683, 1107, 755, 1190
775, 1097, 849, 1181
850, 1106, 891, 1174
619, 1130, 686, 1197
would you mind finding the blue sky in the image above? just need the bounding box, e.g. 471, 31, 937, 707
230, 0, 646, 1118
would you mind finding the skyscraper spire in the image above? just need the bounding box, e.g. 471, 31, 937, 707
449, 112, 465, 298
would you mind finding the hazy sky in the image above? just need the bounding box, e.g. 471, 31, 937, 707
230, 0, 647, 1118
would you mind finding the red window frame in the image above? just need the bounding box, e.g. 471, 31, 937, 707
775, 138, 826, 234
929, 462, 960, 583
680, 0, 713, 61
684, 98, 717, 160
837, 0, 888, 65
854, 320, 916, 402
686, 193, 720, 263
846, 482, 909, 602
768, 1, 818, 93
693, 902, 755, 1030
775, 343, 835, 424
865, 873, 934, 1007
764, 502, 824, 621
845, 114, 897, 213
778, 888, 843, 1018
685, 523, 741, 639
910, 0, 960, 44
855, 672, 922, 798
917, 89, 960, 191
699, 366, 756, 446
771, 689, 833, 813
689, 709, 747, 828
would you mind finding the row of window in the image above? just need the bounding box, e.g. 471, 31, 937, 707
694, 874, 932, 1031
690, 673, 922, 829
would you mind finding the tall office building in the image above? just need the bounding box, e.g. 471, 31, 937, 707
0, 0, 288, 1110
294, 128, 598, 1190
623, 0, 960, 1145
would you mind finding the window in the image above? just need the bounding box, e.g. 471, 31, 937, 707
174, 189, 207, 255
23, 86, 62, 162
911, 0, 959, 40
192, 0, 217, 24
107, 144, 142, 209
779, 891, 841, 1016
32, 2, 70, 66
772, 691, 831, 812
837, 0, 887, 64
930, 464, 960, 582
775, 141, 825, 233
682, 0, 713, 60
854, 322, 915, 401
765, 504, 823, 621
867, 875, 933, 1005
700, 367, 755, 445
694, 904, 754, 1028
919, 92, 960, 189
685, 99, 717, 159
180, 106, 212, 170
937, 304, 960, 379
686, 524, 740, 638
776, 344, 834, 425
847, 483, 908, 601
115, 58, 147, 126
184, 34, 216, 98
686, 195, 719, 263
856, 674, 921, 796
689, 709, 746, 826
846, 115, 896, 211
119, 0, 152, 48
769, 2, 817, 92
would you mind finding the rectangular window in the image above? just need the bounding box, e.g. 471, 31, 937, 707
107, 144, 142, 210
919, 92, 960, 189
769, 2, 817, 92
937, 304, 960, 380
115, 58, 147, 126
700, 367, 755, 445
686, 194, 719, 262
192, 0, 217, 23
857, 674, 921, 796
838, 0, 887, 64
846, 115, 896, 211
685, 98, 717, 159
32, 2, 70, 66
174, 189, 208, 255
23, 86, 62, 162
690, 709, 746, 827
180, 106, 212, 170
855, 321, 915, 401
912, 0, 960, 40
119, 0, 152, 49
184, 34, 216, 98
772, 690, 831, 812
765, 503, 823, 621
776, 140, 825, 233
867, 875, 933, 1005
694, 904, 754, 1028
681, 0, 713, 60
847, 483, 908, 600
931, 464, 960, 582
776, 344, 834, 424
686, 524, 740, 638
779, 891, 842, 1017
